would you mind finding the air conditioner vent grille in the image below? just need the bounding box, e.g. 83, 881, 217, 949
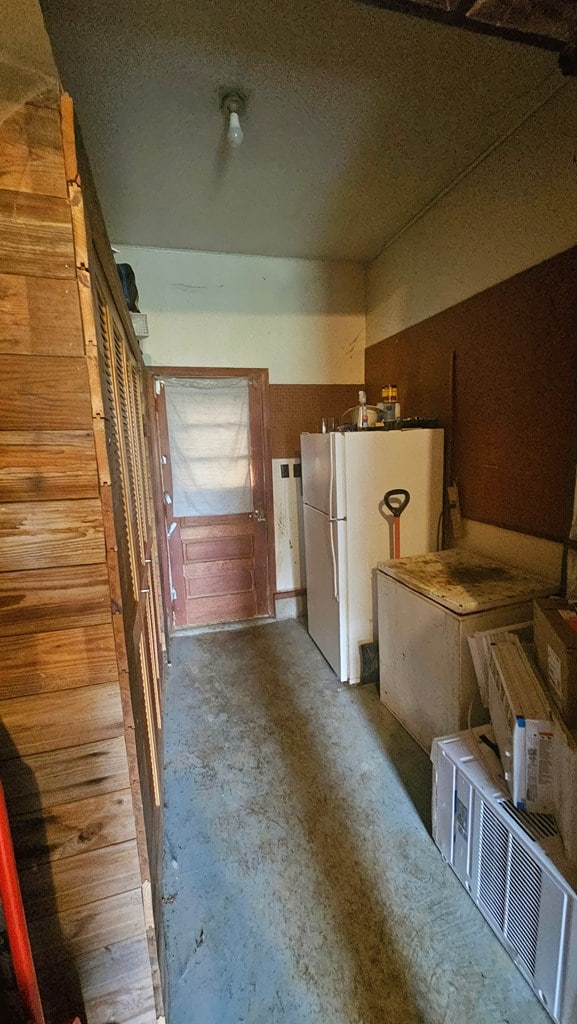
502, 800, 558, 841
506, 838, 541, 977
478, 802, 542, 979
130, 311, 149, 340
478, 803, 508, 929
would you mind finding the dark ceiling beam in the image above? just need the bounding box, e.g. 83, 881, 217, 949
354, 0, 577, 73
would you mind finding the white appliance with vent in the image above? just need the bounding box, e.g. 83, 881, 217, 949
468, 619, 533, 706
301, 429, 443, 683
432, 726, 577, 1024
130, 311, 149, 340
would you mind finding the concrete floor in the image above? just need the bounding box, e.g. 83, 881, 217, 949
162, 619, 548, 1024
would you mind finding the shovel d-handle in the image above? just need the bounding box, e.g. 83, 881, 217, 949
383, 489, 411, 517
383, 489, 411, 559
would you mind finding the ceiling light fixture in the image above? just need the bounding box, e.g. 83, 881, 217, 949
221, 91, 246, 148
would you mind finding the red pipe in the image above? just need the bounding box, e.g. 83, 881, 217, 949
0, 781, 45, 1024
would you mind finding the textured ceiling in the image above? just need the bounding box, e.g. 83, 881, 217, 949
41, 0, 560, 261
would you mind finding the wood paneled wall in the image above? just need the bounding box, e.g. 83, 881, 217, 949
0, 96, 157, 1022
365, 247, 577, 542
269, 384, 363, 457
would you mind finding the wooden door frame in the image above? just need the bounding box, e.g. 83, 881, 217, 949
147, 366, 276, 629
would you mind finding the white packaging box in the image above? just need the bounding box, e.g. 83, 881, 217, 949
468, 619, 533, 706
488, 635, 554, 812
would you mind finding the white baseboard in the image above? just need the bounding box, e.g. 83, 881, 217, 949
275, 594, 307, 620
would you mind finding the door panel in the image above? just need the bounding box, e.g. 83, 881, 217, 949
181, 519, 257, 623
183, 533, 253, 562
92, 255, 163, 833
151, 379, 185, 628
152, 370, 274, 630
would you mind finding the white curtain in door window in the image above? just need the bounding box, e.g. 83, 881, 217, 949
164, 377, 252, 517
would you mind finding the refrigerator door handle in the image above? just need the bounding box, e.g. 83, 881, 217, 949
329, 518, 339, 601
329, 437, 340, 600
329, 434, 334, 523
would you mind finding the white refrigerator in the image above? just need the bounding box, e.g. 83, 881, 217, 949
301, 429, 444, 684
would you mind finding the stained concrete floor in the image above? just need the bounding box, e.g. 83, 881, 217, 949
162, 619, 548, 1024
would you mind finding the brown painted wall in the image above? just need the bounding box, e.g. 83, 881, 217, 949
269, 384, 363, 458
365, 247, 577, 542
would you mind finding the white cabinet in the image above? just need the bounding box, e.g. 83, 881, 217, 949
377, 549, 552, 752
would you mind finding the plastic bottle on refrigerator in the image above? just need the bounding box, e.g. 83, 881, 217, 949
358, 390, 368, 429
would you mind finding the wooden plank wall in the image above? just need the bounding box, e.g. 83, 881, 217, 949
365, 247, 577, 542
72, 117, 166, 1000
0, 96, 156, 1022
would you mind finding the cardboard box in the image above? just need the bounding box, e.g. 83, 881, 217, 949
534, 597, 577, 729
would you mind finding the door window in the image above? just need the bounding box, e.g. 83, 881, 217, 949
164, 377, 252, 517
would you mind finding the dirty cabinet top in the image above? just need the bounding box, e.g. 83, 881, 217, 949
377, 548, 554, 614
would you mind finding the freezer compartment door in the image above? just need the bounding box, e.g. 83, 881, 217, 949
301, 432, 345, 518
303, 504, 348, 681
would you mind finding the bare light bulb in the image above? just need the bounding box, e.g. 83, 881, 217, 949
227, 110, 244, 147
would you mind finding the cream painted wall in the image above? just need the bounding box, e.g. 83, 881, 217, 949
367, 78, 577, 346
114, 245, 366, 384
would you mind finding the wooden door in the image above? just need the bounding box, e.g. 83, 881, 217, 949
92, 255, 163, 839
151, 368, 274, 629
